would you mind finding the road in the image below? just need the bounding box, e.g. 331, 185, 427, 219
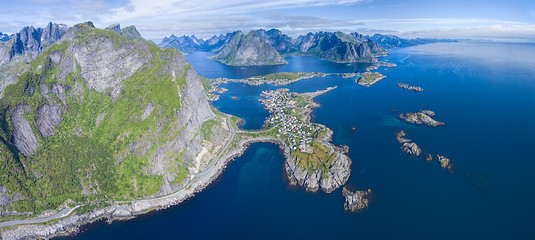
0, 206, 80, 228
0, 115, 244, 229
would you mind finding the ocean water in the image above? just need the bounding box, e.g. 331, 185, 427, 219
70, 42, 535, 239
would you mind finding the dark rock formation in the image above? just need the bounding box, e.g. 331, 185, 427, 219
397, 82, 423, 92
212, 30, 287, 66
36, 103, 64, 138
342, 186, 372, 212
437, 154, 453, 170
396, 130, 421, 156
401, 142, 421, 156
11, 104, 40, 157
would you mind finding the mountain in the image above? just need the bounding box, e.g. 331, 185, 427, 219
0, 21, 228, 223
295, 31, 387, 63
121, 25, 144, 41
104, 23, 145, 41
7, 22, 69, 59
159, 34, 205, 52
211, 30, 287, 66
255, 29, 297, 54
0, 22, 69, 98
0, 32, 13, 42
369, 33, 457, 48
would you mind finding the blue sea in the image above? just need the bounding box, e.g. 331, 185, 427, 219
69, 42, 535, 239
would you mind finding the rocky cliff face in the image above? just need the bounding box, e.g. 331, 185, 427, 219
8, 22, 69, 59
284, 128, 351, 193
0, 22, 69, 98
0, 21, 224, 216
212, 30, 287, 66
255, 29, 296, 54
295, 31, 386, 62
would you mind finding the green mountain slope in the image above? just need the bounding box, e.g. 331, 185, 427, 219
0, 22, 227, 217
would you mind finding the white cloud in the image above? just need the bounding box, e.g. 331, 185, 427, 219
399, 24, 535, 40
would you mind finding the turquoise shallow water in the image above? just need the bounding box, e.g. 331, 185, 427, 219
70, 42, 535, 239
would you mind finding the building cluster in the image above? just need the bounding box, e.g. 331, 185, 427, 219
259, 89, 323, 152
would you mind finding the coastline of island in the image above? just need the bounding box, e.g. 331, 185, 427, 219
1, 83, 353, 240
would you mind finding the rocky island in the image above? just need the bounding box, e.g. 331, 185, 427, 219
342, 186, 372, 212
437, 154, 453, 170
356, 72, 386, 87
399, 110, 444, 127
396, 130, 421, 156
397, 82, 424, 92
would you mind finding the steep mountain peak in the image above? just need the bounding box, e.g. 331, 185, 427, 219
211, 29, 287, 66
121, 25, 143, 41
105, 23, 122, 35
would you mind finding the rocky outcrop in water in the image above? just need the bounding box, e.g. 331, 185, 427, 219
397, 82, 423, 92
396, 130, 421, 156
399, 110, 444, 127
212, 30, 287, 66
356, 72, 386, 87
401, 142, 421, 156
437, 154, 453, 170
342, 186, 372, 212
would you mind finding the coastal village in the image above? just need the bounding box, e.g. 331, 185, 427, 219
259, 88, 326, 153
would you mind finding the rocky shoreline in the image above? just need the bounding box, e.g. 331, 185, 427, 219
396, 82, 423, 92
1, 88, 351, 240
342, 186, 372, 212
396, 130, 421, 156
356, 72, 386, 87
399, 110, 444, 127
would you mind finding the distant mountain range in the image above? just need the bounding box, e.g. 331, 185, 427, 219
159, 29, 454, 66
0, 32, 13, 42
159, 29, 393, 65
368, 34, 457, 49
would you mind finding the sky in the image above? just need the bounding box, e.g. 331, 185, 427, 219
1, 0, 534, 41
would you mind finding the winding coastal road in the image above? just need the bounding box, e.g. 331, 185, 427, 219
0, 115, 245, 229
0, 206, 80, 228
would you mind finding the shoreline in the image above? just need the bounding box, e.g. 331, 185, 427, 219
1, 80, 347, 240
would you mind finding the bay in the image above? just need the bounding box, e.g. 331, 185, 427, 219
70, 42, 535, 239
